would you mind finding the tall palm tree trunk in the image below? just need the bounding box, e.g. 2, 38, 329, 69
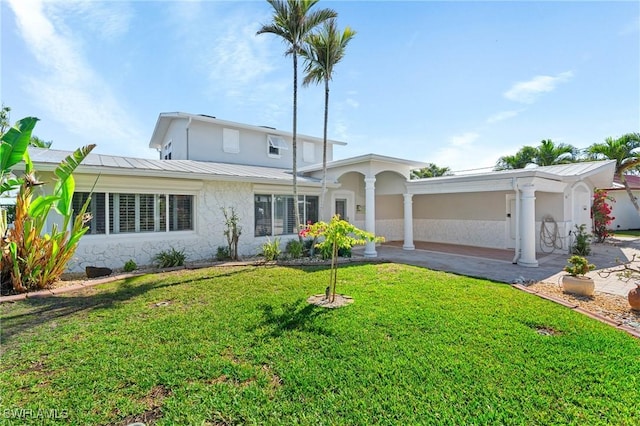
292, 52, 302, 239
320, 77, 329, 220
620, 172, 640, 214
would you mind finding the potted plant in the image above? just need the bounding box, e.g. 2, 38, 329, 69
562, 255, 595, 296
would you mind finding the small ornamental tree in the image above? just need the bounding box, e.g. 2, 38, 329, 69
592, 189, 615, 243
222, 207, 241, 260
300, 215, 384, 303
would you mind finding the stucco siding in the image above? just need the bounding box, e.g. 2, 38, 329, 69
414, 219, 507, 249
609, 190, 640, 230
68, 180, 257, 272
376, 195, 403, 220
413, 192, 508, 221
535, 192, 564, 222
375, 219, 404, 241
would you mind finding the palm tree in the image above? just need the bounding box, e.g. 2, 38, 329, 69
257, 0, 336, 234
534, 139, 578, 166
495, 140, 578, 170
495, 146, 537, 170
299, 19, 355, 218
29, 135, 52, 148
410, 163, 452, 179
587, 133, 640, 214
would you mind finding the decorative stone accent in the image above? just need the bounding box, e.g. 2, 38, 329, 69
86, 266, 113, 278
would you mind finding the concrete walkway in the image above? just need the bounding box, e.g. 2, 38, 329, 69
354, 237, 640, 297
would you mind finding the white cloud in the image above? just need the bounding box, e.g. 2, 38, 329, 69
8, 0, 145, 156
486, 110, 519, 124
449, 132, 479, 147
504, 71, 573, 104
46, 0, 134, 41
345, 98, 359, 109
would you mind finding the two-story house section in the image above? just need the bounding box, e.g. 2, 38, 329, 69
148, 112, 346, 168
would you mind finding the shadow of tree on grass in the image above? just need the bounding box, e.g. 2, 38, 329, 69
255, 299, 334, 338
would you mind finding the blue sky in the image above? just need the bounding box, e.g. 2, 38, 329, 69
2, 0, 639, 173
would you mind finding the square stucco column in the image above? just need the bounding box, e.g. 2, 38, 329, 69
364, 176, 377, 257
403, 193, 415, 250
518, 183, 538, 267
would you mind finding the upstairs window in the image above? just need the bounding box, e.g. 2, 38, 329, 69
163, 140, 172, 160
267, 135, 288, 158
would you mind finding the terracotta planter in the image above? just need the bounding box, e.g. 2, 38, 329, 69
562, 275, 595, 296
629, 284, 640, 311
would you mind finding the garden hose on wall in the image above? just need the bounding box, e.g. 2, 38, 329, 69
540, 215, 563, 253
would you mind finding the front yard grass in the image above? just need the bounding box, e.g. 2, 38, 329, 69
1, 263, 639, 425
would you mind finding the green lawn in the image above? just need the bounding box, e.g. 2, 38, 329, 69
1, 263, 639, 425
612, 229, 640, 237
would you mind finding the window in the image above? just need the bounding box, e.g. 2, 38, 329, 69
163, 140, 172, 160
254, 195, 272, 237
254, 194, 318, 236
72, 192, 194, 235
302, 141, 315, 163
72, 193, 106, 234
267, 135, 288, 158
223, 128, 240, 154
169, 195, 193, 231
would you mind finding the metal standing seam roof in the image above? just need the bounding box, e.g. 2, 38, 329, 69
410, 160, 616, 183
25, 148, 322, 184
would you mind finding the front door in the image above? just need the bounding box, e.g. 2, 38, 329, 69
335, 198, 347, 221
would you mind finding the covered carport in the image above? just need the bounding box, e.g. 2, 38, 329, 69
403, 161, 616, 267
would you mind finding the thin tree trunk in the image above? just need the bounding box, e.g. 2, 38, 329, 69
620, 172, 640, 214
320, 78, 329, 220
292, 53, 302, 240
330, 239, 338, 303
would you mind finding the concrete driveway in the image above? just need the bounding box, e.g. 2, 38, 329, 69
354, 237, 640, 297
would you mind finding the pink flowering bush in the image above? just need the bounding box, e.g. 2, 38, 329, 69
592, 189, 615, 243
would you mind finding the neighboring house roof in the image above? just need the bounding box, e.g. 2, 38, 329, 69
408, 160, 616, 194
298, 153, 429, 173
149, 112, 347, 150
25, 148, 327, 186
611, 174, 640, 189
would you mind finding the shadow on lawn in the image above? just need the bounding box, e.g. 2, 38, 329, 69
256, 298, 334, 338
0, 266, 255, 348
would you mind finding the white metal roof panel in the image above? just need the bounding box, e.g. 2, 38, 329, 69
25, 148, 321, 185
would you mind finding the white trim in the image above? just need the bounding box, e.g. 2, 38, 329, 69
330, 190, 355, 222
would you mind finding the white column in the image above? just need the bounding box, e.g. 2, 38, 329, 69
364, 176, 377, 257
518, 184, 538, 267
403, 193, 415, 250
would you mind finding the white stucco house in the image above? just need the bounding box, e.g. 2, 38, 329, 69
21, 112, 616, 272
607, 175, 640, 231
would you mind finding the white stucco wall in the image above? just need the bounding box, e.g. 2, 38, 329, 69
413, 219, 507, 249
68, 180, 257, 272
609, 190, 640, 231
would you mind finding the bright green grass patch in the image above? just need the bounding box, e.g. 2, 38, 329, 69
1, 263, 639, 425
612, 229, 640, 237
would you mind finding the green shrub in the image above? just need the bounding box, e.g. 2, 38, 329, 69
285, 239, 304, 259
123, 259, 137, 272
261, 238, 281, 261
216, 245, 230, 261
303, 238, 316, 256
318, 243, 352, 259
571, 224, 591, 256
154, 247, 186, 268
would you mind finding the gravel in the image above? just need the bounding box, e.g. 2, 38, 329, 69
527, 280, 640, 332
